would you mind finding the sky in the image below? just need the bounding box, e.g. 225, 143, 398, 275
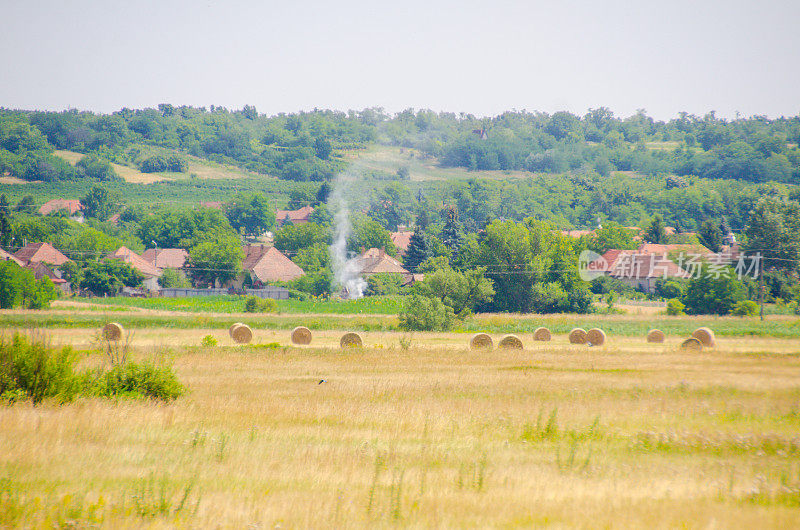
1, 0, 798, 121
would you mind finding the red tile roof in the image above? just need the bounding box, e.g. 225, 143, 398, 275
200, 201, 224, 210
390, 230, 414, 254
353, 248, 409, 275
276, 206, 314, 225
14, 242, 70, 266
141, 248, 188, 269
106, 247, 161, 277
606, 251, 688, 279
38, 199, 82, 216
638, 243, 711, 256
242, 245, 304, 282
0, 248, 23, 266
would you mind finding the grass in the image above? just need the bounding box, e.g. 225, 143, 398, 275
2, 339, 800, 527
80, 294, 403, 315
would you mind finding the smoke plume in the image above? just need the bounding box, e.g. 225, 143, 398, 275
328, 169, 367, 299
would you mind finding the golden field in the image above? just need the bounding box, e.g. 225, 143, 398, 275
2, 323, 800, 528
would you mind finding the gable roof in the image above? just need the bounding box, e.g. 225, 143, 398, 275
141, 248, 188, 269
242, 245, 304, 282
0, 248, 23, 266
38, 199, 83, 216
638, 243, 711, 255
604, 252, 688, 280
390, 230, 414, 254
352, 248, 409, 275
14, 242, 70, 267
276, 205, 314, 225
106, 247, 161, 277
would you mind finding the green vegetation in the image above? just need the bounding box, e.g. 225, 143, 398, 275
0, 333, 183, 404
0, 261, 59, 309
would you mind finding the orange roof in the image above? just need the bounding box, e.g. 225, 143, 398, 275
242, 245, 304, 282
38, 199, 82, 216
0, 248, 23, 266
608, 253, 689, 280
638, 243, 711, 255
560, 230, 594, 238
106, 247, 161, 277
353, 248, 409, 275
201, 201, 224, 210
14, 242, 70, 266
141, 248, 188, 269
276, 205, 314, 225
390, 230, 414, 253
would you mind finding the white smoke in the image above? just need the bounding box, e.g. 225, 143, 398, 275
329, 168, 367, 299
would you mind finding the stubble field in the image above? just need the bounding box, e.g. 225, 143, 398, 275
2, 311, 800, 528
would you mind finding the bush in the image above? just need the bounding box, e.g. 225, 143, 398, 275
366, 273, 405, 296
399, 294, 456, 331
666, 298, 686, 316
681, 265, 745, 315
654, 278, 687, 300
90, 361, 184, 401
201, 335, 218, 347
77, 154, 118, 181
732, 300, 759, 316
140, 155, 188, 173
0, 334, 81, 404
244, 296, 278, 313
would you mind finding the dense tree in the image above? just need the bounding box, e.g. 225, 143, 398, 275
80, 260, 143, 296
744, 196, 800, 272
0, 261, 58, 309
587, 222, 638, 254
225, 193, 275, 237
274, 222, 328, 253
349, 217, 397, 256
186, 236, 244, 287
81, 185, 119, 221
412, 266, 494, 316
403, 232, 429, 272
644, 215, 667, 244
698, 220, 723, 253
682, 265, 745, 315
440, 206, 463, 253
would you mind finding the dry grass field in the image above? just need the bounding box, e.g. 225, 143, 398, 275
2, 322, 800, 528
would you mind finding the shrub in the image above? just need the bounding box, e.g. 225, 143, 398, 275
366, 273, 405, 296
90, 361, 184, 401
244, 296, 278, 313
666, 298, 686, 316
681, 265, 745, 315
0, 334, 80, 404
399, 294, 456, 331
732, 300, 759, 317
201, 335, 218, 347
140, 155, 188, 173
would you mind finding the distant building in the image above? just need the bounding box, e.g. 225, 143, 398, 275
106, 247, 162, 292
275, 205, 314, 226
240, 245, 304, 286
38, 199, 83, 218
350, 248, 410, 278
142, 248, 189, 269
390, 226, 414, 255
200, 201, 224, 210
590, 250, 689, 293
0, 248, 23, 266
27, 262, 70, 293
14, 242, 71, 267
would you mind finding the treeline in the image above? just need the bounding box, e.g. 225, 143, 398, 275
3, 106, 800, 185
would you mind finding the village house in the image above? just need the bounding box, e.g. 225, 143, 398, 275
390, 225, 414, 256
106, 247, 162, 292
14, 242, 71, 268
350, 247, 411, 279
238, 245, 304, 287
0, 248, 23, 266
28, 262, 70, 293
38, 199, 84, 222
142, 248, 189, 269
590, 249, 689, 293
275, 205, 314, 226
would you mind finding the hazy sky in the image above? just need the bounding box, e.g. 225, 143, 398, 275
2, 0, 798, 120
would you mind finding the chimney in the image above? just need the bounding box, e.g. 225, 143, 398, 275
379, 247, 385, 259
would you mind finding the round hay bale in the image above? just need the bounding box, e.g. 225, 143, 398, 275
470, 333, 493, 351
102, 322, 123, 341
340, 332, 363, 349
230, 324, 253, 344
691, 327, 716, 347
646, 329, 665, 343
229, 322, 245, 338
533, 327, 551, 341
680, 337, 703, 352
568, 328, 588, 345
291, 326, 312, 345
586, 328, 606, 346
498, 334, 523, 350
